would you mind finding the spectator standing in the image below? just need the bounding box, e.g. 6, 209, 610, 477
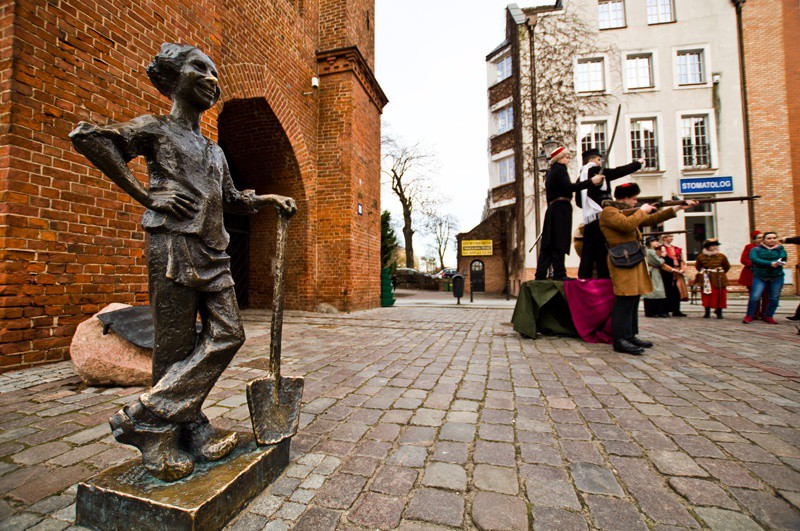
695, 239, 731, 319
739, 231, 769, 318
779, 234, 799, 321
660, 234, 688, 317
643, 237, 669, 318
744, 232, 787, 324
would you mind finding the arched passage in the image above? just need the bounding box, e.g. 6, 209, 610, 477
218, 98, 310, 310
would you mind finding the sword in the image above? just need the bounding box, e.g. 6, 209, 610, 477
598, 104, 622, 178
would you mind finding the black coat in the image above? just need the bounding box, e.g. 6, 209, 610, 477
575, 161, 642, 208
784, 236, 800, 245
541, 162, 592, 253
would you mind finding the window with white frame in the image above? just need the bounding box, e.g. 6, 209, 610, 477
626, 53, 654, 89
676, 49, 705, 85
497, 155, 515, 184
576, 58, 605, 92
684, 200, 715, 261
647, 0, 675, 24
496, 55, 512, 83
580, 121, 607, 156
495, 106, 514, 134
680, 115, 711, 168
630, 118, 659, 170
598, 0, 625, 29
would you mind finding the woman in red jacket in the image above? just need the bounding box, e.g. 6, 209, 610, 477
739, 231, 768, 318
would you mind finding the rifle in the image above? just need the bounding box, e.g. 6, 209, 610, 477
642, 230, 689, 238
622, 195, 760, 216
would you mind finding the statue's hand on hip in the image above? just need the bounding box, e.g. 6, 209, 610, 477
145, 190, 199, 220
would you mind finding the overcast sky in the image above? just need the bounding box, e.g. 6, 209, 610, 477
375, 0, 522, 268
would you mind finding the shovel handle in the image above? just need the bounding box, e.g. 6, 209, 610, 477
269, 211, 290, 387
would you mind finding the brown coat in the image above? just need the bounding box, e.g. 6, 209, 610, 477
695, 252, 731, 288
599, 204, 677, 296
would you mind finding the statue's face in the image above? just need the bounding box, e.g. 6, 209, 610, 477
174, 50, 220, 111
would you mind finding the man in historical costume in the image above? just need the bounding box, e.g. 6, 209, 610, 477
576, 149, 643, 279
695, 238, 731, 319
535, 146, 603, 281
660, 234, 688, 317
71, 44, 297, 481
599, 183, 696, 355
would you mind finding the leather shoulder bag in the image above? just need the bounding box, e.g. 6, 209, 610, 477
608, 241, 645, 268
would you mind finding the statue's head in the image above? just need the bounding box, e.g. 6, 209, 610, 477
147, 43, 221, 110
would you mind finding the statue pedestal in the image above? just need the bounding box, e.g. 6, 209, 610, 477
76, 434, 288, 531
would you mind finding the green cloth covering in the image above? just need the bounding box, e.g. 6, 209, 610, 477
512, 280, 578, 339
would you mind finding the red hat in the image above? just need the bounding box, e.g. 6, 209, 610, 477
549, 146, 568, 163
750, 230, 761, 239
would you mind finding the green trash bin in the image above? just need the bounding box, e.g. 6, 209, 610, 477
380, 268, 395, 307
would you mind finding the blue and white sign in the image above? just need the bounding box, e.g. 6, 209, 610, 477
679, 176, 734, 195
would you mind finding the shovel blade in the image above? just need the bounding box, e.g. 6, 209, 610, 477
246, 376, 305, 446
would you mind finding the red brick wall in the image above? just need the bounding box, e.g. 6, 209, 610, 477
742, 0, 799, 292
0, 0, 384, 370
783, 0, 800, 252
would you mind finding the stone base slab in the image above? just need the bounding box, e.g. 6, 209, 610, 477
75, 433, 289, 530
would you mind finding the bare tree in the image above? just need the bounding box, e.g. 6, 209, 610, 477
424, 212, 458, 270
382, 135, 439, 268
529, 4, 618, 155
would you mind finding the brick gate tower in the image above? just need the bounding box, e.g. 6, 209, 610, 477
0, 0, 387, 369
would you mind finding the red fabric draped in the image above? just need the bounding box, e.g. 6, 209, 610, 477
563, 279, 615, 344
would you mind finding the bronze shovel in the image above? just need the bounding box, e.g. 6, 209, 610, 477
247, 210, 304, 446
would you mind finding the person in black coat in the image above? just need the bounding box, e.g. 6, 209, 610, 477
576, 148, 643, 279
535, 146, 603, 280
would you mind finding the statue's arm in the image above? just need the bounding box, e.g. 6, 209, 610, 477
70, 122, 151, 207
70, 120, 198, 220
221, 157, 297, 217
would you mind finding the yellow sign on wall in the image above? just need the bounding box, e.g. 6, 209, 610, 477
462, 240, 493, 256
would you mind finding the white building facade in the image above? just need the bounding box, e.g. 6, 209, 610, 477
483, 0, 754, 291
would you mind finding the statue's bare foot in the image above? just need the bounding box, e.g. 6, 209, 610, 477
109, 403, 194, 482
182, 418, 239, 462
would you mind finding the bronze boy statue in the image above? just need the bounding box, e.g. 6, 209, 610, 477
70, 44, 296, 481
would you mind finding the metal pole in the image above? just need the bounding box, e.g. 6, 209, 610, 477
527, 16, 542, 243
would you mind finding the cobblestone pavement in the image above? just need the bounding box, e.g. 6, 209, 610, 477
0, 305, 799, 530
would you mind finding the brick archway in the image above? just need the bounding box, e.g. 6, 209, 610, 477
218, 98, 312, 310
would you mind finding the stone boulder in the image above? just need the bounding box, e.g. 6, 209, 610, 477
314, 303, 339, 314
70, 303, 152, 386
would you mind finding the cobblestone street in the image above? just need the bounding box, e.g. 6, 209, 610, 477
0, 302, 799, 530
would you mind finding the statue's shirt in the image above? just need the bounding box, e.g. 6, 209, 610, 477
73, 115, 257, 291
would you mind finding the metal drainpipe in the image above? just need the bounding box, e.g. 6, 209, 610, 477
527, 16, 542, 248
733, 0, 755, 232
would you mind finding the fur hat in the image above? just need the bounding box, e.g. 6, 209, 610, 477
582, 148, 602, 165
549, 146, 568, 163
613, 182, 641, 199
702, 238, 720, 249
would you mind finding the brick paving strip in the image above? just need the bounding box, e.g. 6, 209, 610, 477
0, 306, 799, 530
